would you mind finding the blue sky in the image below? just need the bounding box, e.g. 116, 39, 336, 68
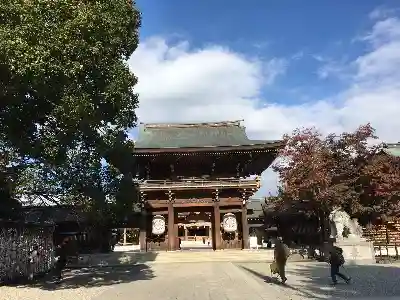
129, 1, 400, 196
136, 0, 398, 104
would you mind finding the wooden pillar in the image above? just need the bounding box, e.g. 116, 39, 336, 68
213, 202, 221, 250
139, 213, 147, 251
168, 203, 175, 251
242, 203, 249, 249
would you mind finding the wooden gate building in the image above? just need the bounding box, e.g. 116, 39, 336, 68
134, 121, 283, 251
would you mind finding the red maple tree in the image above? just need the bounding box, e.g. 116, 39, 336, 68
360, 152, 400, 221
272, 124, 380, 217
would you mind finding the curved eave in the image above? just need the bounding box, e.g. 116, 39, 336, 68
133, 141, 284, 154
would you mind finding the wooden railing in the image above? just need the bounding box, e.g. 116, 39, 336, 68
139, 178, 258, 190
183, 236, 209, 242
221, 239, 242, 249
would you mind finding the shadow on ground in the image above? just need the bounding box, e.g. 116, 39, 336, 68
28, 264, 154, 291
239, 262, 400, 299
1, 252, 159, 291
239, 265, 319, 299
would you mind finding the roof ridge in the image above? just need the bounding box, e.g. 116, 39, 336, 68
141, 120, 244, 129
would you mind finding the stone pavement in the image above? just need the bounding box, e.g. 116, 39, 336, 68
238, 261, 400, 299
68, 249, 279, 268
1, 261, 400, 300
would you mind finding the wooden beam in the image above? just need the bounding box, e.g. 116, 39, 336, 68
220, 209, 242, 213
148, 203, 169, 208
150, 210, 168, 215
219, 200, 242, 206
174, 206, 212, 213
147, 203, 242, 209
146, 197, 242, 208
173, 202, 212, 208
138, 179, 258, 192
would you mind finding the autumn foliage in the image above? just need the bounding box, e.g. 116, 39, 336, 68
361, 154, 400, 220
271, 124, 400, 221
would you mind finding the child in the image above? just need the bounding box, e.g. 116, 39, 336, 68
329, 245, 351, 285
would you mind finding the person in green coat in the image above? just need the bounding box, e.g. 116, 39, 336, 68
274, 237, 290, 283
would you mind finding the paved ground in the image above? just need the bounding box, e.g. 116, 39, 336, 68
1, 261, 400, 300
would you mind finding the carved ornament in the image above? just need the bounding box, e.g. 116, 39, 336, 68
183, 198, 212, 204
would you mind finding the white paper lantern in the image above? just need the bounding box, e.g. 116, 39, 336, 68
152, 215, 166, 235
223, 213, 237, 232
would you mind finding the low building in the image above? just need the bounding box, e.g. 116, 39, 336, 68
246, 197, 266, 245
383, 142, 400, 157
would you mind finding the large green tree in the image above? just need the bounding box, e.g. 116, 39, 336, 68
0, 0, 141, 217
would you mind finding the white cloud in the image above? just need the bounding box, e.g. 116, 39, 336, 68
356, 18, 400, 82
128, 16, 400, 196
369, 7, 399, 20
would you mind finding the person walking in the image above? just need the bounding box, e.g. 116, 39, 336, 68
328, 245, 351, 285
110, 233, 117, 251
53, 237, 69, 283
27, 245, 40, 281
274, 237, 290, 284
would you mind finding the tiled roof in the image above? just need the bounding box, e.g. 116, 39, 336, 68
135, 120, 282, 149
247, 199, 264, 219
20, 206, 87, 224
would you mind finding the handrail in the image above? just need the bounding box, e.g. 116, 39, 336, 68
140, 178, 256, 185
138, 178, 258, 189
143, 177, 250, 183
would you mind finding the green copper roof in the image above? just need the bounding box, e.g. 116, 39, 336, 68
384, 143, 400, 157
247, 199, 264, 219
135, 120, 281, 149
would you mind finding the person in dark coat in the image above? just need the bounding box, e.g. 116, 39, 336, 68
28, 245, 39, 280
274, 237, 290, 283
328, 245, 351, 285
110, 233, 117, 251
53, 237, 69, 282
